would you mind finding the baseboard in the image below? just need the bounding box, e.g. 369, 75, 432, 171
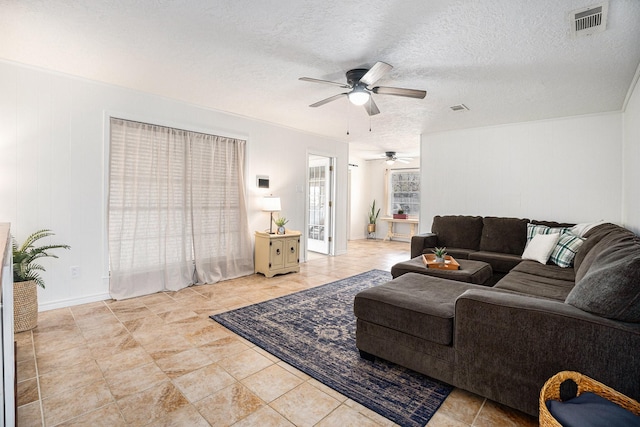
39, 292, 111, 312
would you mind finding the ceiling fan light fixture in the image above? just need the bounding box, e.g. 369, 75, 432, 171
385, 159, 395, 165
348, 87, 370, 106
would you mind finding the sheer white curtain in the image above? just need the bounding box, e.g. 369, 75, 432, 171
108, 118, 253, 300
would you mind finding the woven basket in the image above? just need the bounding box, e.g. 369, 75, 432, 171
14, 280, 38, 333
540, 371, 640, 427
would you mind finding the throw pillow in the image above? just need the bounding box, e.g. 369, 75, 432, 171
549, 232, 585, 268
570, 221, 606, 237
522, 233, 561, 264
566, 240, 640, 323
526, 223, 568, 243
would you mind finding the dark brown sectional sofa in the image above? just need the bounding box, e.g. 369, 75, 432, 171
354, 215, 640, 416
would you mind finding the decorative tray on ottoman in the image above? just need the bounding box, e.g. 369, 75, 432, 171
422, 254, 460, 270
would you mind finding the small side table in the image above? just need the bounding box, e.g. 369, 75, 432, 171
254, 231, 301, 278
381, 217, 419, 241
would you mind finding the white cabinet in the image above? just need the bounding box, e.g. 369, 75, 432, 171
254, 231, 301, 278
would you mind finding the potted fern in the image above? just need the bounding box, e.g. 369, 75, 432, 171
13, 229, 70, 332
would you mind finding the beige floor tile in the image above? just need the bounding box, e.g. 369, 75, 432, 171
270, 382, 342, 427
39, 360, 104, 398
105, 361, 168, 399
146, 404, 210, 427
42, 380, 113, 426
241, 364, 305, 403
17, 377, 39, 406
36, 342, 94, 375
343, 399, 398, 427
33, 328, 86, 354
426, 411, 470, 426
172, 363, 236, 403
56, 402, 126, 426
473, 400, 538, 427
198, 335, 251, 362
232, 405, 296, 427
117, 381, 190, 426
437, 388, 485, 425
96, 345, 154, 377
315, 404, 383, 427
17, 400, 42, 426
155, 347, 212, 379
217, 348, 274, 380
17, 357, 37, 381
193, 383, 264, 427
86, 328, 140, 358
140, 331, 194, 360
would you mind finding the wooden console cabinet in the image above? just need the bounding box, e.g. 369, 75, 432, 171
254, 230, 301, 277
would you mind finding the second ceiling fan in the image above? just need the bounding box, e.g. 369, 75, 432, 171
299, 61, 426, 116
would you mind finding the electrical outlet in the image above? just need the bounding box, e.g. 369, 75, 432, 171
70, 266, 80, 279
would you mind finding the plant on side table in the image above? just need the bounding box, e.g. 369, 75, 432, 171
274, 216, 289, 235
13, 229, 70, 332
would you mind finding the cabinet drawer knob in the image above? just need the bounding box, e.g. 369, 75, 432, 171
290, 247, 295, 253
276, 248, 281, 255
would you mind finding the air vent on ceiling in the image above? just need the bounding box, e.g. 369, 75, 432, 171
450, 104, 469, 112
570, 3, 608, 37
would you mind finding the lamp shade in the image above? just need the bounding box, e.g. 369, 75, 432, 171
262, 196, 281, 212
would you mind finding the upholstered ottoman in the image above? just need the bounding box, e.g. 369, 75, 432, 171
354, 272, 491, 384
391, 256, 493, 285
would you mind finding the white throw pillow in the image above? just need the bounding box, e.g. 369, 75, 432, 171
522, 233, 561, 264
570, 221, 605, 237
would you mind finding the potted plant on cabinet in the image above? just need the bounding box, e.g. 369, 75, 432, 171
274, 216, 289, 235
13, 229, 70, 332
367, 200, 381, 236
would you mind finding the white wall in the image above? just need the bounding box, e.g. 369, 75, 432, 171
623, 72, 640, 234
0, 60, 348, 310
420, 112, 624, 232
347, 155, 371, 240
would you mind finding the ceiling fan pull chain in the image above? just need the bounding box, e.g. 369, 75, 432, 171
346, 100, 350, 135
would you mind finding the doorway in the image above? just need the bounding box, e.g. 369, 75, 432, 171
307, 155, 334, 255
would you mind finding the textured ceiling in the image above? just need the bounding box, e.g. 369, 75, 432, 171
1, 0, 639, 159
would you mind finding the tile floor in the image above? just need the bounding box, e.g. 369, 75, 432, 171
15, 239, 538, 426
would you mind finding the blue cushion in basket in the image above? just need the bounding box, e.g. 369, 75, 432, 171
546, 392, 640, 427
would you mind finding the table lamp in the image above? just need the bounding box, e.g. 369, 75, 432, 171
262, 195, 281, 234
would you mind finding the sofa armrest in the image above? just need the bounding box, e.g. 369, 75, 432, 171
410, 233, 438, 258
454, 289, 640, 416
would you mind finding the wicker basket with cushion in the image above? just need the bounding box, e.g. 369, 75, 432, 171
540, 371, 640, 427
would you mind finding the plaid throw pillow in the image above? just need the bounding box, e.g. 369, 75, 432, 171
526, 223, 568, 243
549, 232, 585, 268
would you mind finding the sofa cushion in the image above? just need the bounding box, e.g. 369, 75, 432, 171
353, 273, 481, 346
522, 233, 561, 264
566, 237, 640, 323
511, 260, 576, 282
575, 224, 636, 283
479, 217, 528, 255
432, 215, 484, 250
549, 232, 585, 268
469, 251, 523, 273
494, 270, 575, 301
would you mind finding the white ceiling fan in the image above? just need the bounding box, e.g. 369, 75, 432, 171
380, 151, 413, 165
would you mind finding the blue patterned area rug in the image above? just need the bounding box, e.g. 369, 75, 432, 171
210, 269, 453, 427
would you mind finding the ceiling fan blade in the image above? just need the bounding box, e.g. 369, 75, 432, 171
299, 77, 350, 88
360, 62, 392, 86
363, 97, 380, 116
309, 93, 347, 107
372, 86, 426, 99
397, 159, 411, 164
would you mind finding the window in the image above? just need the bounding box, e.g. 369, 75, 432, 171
386, 169, 420, 216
